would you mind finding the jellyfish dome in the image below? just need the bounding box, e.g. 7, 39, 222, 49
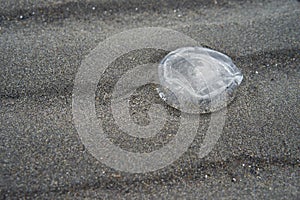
157, 47, 243, 114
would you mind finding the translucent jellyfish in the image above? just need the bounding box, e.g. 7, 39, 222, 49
157, 47, 243, 114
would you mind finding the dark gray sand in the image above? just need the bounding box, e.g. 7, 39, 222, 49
1, 0, 299, 199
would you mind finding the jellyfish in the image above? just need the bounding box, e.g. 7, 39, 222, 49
157, 47, 243, 114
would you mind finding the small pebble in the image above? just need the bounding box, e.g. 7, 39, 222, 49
112, 174, 121, 178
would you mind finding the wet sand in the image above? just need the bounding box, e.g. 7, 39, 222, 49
0, 0, 299, 199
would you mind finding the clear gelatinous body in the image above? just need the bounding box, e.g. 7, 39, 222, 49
157, 47, 243, 114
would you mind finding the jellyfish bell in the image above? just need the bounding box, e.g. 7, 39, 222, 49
157, 47, 243, 114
